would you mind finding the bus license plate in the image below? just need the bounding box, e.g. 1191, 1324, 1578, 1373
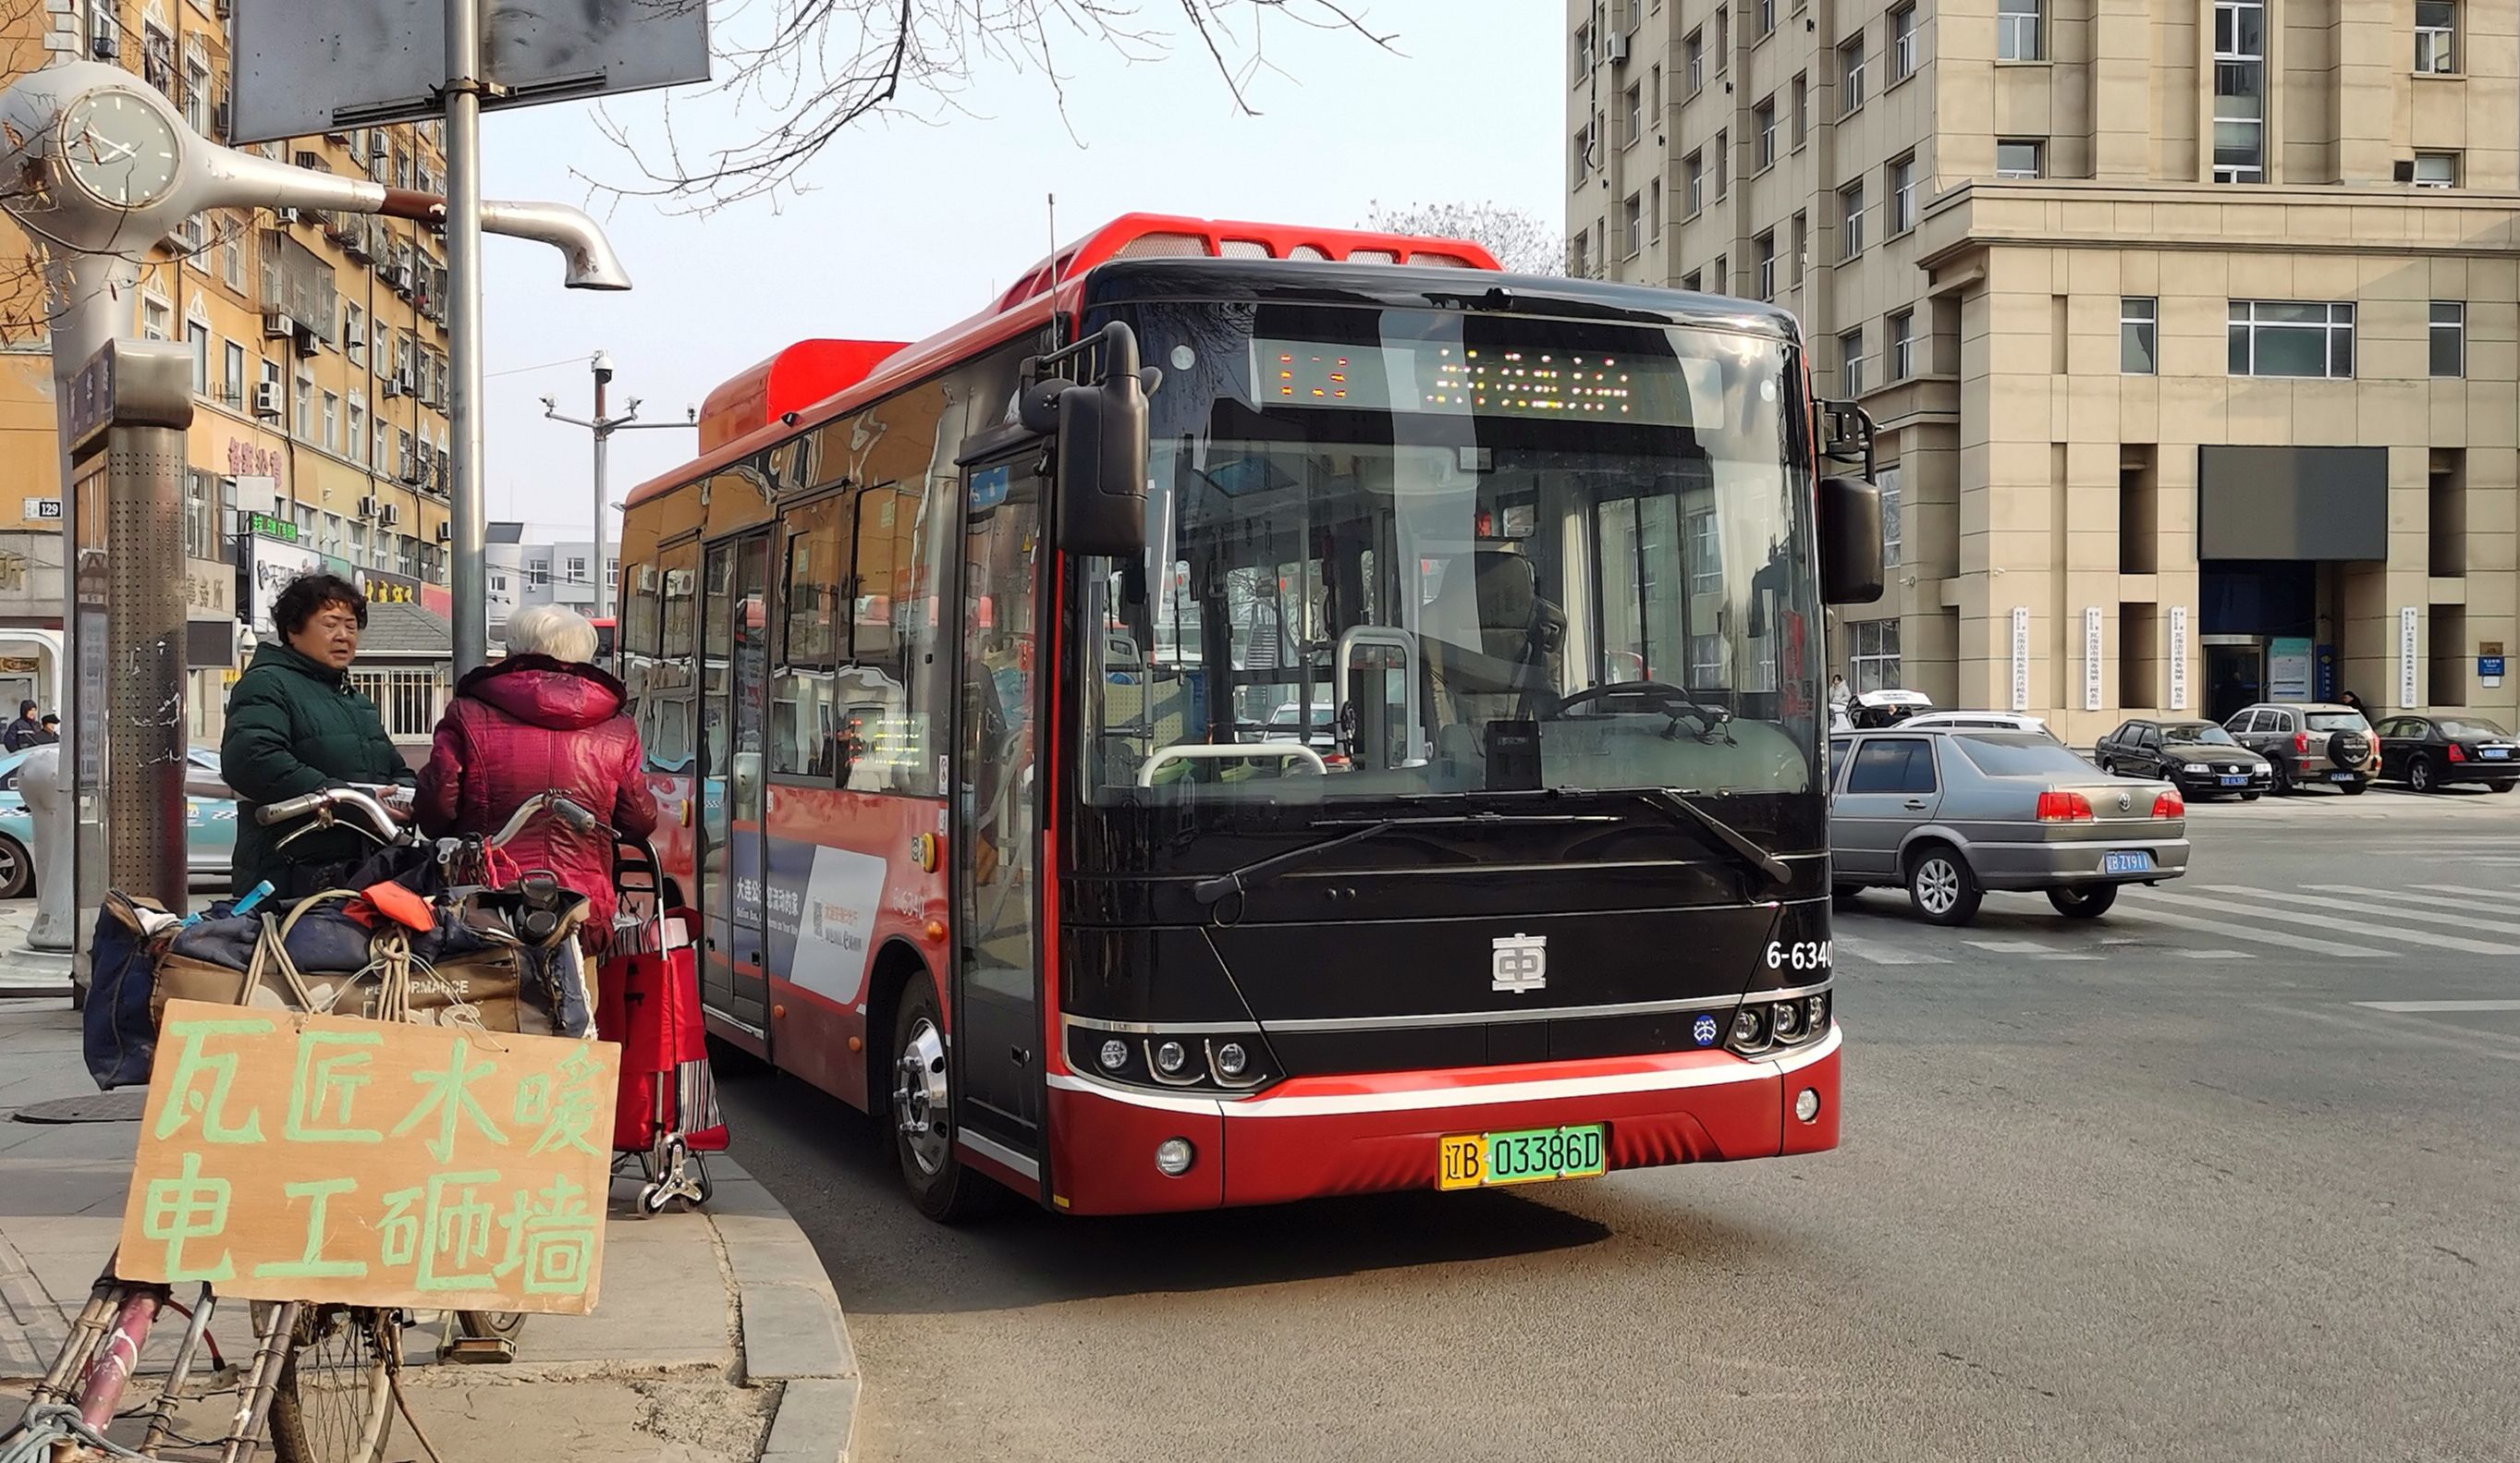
2102, 850, 2153, 875
1438, 1125, 1608, 1190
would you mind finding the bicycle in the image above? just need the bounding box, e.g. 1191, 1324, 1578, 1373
2, 788, 610, 1463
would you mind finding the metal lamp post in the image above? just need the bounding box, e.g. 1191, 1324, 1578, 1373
543, 353, 696, 619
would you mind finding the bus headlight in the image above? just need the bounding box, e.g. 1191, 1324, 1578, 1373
1727, 1006, 1768, 1054
1154, 1041, 1188, 1075
1214, 1042, 1248, 1079
1772, 1001, 1804, 1040
1155, 1138, 1196, 1176
1098, 1039, 1129, 1072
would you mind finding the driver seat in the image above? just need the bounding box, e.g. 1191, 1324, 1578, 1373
1428, 550, 1567, 726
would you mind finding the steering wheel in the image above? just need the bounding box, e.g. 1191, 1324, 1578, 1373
1553, 681, 1698, 717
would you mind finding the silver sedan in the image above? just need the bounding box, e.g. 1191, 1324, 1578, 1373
1829, 730, 2191, 926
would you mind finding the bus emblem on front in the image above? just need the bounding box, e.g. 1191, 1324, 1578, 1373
1491, 933, 1547, 994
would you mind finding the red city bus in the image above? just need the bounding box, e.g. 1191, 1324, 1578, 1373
615, 213, 1884, 1219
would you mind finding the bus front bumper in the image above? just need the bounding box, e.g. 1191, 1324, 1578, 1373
1041, 1027, 1841, 1215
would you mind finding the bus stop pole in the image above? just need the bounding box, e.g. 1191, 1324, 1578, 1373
445, 0, 489, 676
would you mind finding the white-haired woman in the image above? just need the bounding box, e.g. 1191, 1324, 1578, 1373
415, 603, 657, 938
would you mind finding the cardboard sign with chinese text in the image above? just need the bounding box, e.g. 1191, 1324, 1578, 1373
118, 1001, 620, 1315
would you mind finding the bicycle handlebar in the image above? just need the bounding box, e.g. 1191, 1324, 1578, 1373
488, 791, 600, 848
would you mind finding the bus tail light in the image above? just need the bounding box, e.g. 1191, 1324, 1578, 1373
2151, 789, 2184, 818
2037, 790, 2095, 822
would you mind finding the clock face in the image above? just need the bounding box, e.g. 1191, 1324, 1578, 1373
57, 89, 181, 211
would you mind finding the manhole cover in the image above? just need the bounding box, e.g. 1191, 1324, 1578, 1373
11, 1091, 146, 1124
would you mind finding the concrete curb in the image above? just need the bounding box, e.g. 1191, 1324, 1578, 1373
707, 1155, 862, 1463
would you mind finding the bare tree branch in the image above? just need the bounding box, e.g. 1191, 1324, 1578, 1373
586, 0, 1399, 215
1361, 200, 1561, 276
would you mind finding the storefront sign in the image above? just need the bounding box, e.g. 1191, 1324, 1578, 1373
226, 441, 284, 480
2168, 607, 2189, 711
2082, 607, 2103, 712
239, 534, 327, 633
2009, 607, 2030, 713
246, 512, 298, 543
354, 567, 421, 605
2481, 640, 2505, 689
2399, 606, 2420, 709
118, 1001, 618, 1315
183, 558, 233, 619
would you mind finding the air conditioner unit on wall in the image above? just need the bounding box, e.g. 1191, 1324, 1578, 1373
358, 496, 381, 518
263, 311, 293, 339
252, 383, 282, 419
436, 522, 452, 544
1605, 32, 1630, 64
379, 503, 399, 528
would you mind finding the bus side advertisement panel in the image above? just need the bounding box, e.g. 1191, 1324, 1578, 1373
761, 786, 950, 1108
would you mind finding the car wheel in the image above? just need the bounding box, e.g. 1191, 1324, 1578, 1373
2408, 755, 2436, 794
2337, 778, 2368, 796
2240, 791, 2261, 802
1904, 844, 1982, 927
2495, 781, 2518, 795
2048, 884, 2119, 919
2269, 762, 2293, 796
2098, 759, 2116, 775
0, 835, 29, 900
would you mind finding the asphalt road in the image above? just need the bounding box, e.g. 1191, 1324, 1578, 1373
718, 785, 2520, 1463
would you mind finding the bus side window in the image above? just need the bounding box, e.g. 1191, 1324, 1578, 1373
771, 494, 853, 783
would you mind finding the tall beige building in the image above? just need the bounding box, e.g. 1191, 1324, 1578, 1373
1568, 0, 2520, 739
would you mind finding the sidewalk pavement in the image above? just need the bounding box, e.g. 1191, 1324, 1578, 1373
0, 902, 72, 1001
0, 994, 859, 1463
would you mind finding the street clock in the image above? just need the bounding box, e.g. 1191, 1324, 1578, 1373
55, 87, 181, 210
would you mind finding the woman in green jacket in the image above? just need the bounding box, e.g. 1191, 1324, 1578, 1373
222, 572, 416, 897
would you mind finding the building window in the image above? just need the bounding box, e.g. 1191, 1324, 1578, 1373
1572, 19, 1593, 83
1792, 74, 1809, 146
1648, 179, 1663, 241
140, 297, 169, 340
1683, 270, 1703, 292
1621, 83, 1643, 147
1999, 0, 2042, 60
1878, 464, 1902, 569
1711, 254, 1727, 293
184, 320, 208, 395
1755, 99, 1778, 170
1996, 139, 2045, 177
2431, 302, 2465, 377
1889, 311, 1915, 380
1713, 6, 1730, 69
2228, 300, 2355, 379
1569, 232, 1591, 278
1890, 154, 1917, 232
345, 304, 365, 366
2213, 0, 2265, 182
1686, 29, 1705, 92
1687, 511, 1722, 592
1890, 4, 1920, 79
322, 393, 339, 452
1755, 232, 1777, 300
349, 400, 367, 465
182, 46, 210, 137
1687, 633, 1726, 689
1757, 0, 1776, 37
1650, 64, 1663, 118
2414, 152, 2460, 188
1571, 121, 1596, 185
293, 372, 313, 440
223, 341, 246, 406
1622, 192, 1644, 257
1791, 212, 1808, 286
2121, 297, 2159, 373
528, 558, 550, 587
1711, 130, 1729, 199
568, 555, 589, 584
1841, 326, 1868, 395
1851, 617, 1901, 693
1685, 152, 1705, 215
2416, 1, 2455, 73
1839, 36, 1866, 113
1840, 180, 1866, 259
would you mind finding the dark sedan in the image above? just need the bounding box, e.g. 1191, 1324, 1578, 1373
2094, 718, 2273, 799
2372, 713, 2520, 793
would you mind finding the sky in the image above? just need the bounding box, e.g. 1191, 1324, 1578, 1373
473, 1, 1562, 538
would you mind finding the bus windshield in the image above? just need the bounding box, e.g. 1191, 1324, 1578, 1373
1080, 299, 1819, 807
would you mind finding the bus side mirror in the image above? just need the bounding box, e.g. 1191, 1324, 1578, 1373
1819, 475, 1885, 604
1040, 323, 1161, 559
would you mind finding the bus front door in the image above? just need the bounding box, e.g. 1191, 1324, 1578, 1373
952, 453, 1046, 1185
699, 531, 773, 1045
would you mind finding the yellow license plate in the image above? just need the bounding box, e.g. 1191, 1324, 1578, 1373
1437, 1125, 1609, 1190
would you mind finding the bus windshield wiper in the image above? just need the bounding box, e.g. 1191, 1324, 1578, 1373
1628, 787, 1792, 889
1189, 811, 1614, 907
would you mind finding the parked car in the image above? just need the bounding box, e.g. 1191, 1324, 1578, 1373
1902, 711, 2061, 741
2094, 718, 2274, 799
1829, 729, 2190, 926
1848, 689, 1934, 729
0, 746, 235, 899
2372, 713, 2520, 794
2221, 702, 2379, 795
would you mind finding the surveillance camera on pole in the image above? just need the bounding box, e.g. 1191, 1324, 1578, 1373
544, 351, 698, 613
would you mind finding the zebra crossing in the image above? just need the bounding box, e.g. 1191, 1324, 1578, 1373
1830, 877, 2520, 967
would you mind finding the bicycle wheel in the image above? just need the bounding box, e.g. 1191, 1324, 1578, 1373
267, 1305, 395, 1463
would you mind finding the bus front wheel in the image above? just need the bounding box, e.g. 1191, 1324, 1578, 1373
887, 980, 998, 1224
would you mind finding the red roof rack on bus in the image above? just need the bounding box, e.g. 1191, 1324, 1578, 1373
989, 213, 1503, 314
696, 338, 910, 454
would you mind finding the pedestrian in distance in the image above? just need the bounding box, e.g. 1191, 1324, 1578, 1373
2, 701, 40, 752
2341, 690, 2370, 721
414, 603, 658, 947
33, 713, 57, 745
221, 572, 416, 899
1829, 674, 1852, 711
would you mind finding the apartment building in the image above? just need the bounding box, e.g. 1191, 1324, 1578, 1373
0, 0, 456, 738
1569, 0, 2520, 739
484, 522, 618, 640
